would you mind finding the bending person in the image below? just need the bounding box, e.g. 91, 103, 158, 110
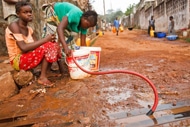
42, 2, 98, 56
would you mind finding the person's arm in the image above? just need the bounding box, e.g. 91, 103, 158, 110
57, 16, 71, 56
9, 22, 55, 53
80, 34, 86, 46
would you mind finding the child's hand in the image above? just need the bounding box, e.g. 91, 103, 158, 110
46, 34, 56, 42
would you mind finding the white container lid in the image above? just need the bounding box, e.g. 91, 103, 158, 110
72, 49, 90, 57
80, 46, 101, 51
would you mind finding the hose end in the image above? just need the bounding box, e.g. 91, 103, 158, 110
146, 109, 154, 116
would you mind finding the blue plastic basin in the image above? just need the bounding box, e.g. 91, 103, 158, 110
166, 35, 178, 41
157, 32, 166, 38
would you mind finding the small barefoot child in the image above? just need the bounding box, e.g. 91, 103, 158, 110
168, 16, 175, 35
5, 1, 63, 87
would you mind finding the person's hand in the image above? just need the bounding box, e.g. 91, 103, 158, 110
63, 46, 71, 57
45, 34, 56, 42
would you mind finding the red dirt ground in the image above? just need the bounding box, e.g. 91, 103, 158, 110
0, 29, 190, 126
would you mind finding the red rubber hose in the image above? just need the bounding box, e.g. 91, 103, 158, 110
70, 52, 159, 115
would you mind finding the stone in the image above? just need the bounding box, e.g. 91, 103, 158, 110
13, 70, 33, 87
0, 72, 19, 101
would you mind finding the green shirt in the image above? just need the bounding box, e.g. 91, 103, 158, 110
54, 2, 87, 34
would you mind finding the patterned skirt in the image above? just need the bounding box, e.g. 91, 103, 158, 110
12, 42, 61, 71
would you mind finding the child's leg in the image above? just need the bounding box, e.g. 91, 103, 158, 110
46, 60, 63, 78
38, 58, 54, 87
57, 59, 65, 75
148, 26, 150, 35
18, 42, 60, 86
39, 58, 48, 79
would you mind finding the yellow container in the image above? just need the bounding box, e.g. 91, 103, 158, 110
150, 30, 154, 37
112, 27, 116, 33
119, 26, 124, 32
76, 37, 91, 46
98, 31, 103, 36
86, 38, 90, 46
150, 27, 154, 37
76, 38, 81, 46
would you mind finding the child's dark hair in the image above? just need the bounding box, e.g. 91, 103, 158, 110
15, 1, 32, 13
82, 11, 98, 26
169, 16, 173, 19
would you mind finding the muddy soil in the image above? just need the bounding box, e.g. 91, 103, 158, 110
0, 29, 190, 127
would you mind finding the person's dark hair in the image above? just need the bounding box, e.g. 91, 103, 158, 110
15, 1, 32, 13
82, 10, 98, 26
169, 16, 173, 19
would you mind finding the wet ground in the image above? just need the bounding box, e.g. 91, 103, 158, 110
0, 29, 190, 127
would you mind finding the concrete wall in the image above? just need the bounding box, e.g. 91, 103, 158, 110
124, 0, 190, 33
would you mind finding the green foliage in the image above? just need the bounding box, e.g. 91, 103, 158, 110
186, 38, 190, 43
107, 9, 114, 14
125, 4, 136, 16
104, 10, 124, 23
99, 3, 139, 24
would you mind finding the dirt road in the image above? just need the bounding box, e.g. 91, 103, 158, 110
0, 29, 190, 126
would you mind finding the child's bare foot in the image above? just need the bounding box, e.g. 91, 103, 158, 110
47, 70, 62, 77
37, 78, 55, 88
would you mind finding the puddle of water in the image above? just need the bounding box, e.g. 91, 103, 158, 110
138, 99, 164, 108
137, 99, 154, 108
101, 86, 131, 105
107, 92, 131, 105
102, 86, 120, 91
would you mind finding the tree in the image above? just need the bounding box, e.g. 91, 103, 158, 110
125, 4, 135, 16
107, 9, 114, 14
104, 10, 124, 23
